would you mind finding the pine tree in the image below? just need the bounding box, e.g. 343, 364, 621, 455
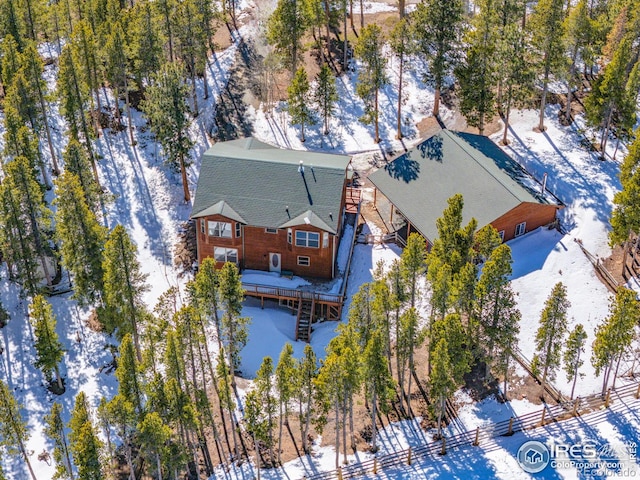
61, 138, 101, 214
115, 334, 144, 414
287, 67, 316, 142
68, 392, 103, 480
412, 0, 464, 116
0, 155, 54, 294
266, 0, 309, 74
314, 63, 337, 135
0, 379, 37, 480
363, 329, 395, 452
295, 344, 317, 454
401, 233, 427, 308
129, 0, 162, 89
396, 307, 422, 415
193, 257, 222, 349
389, 18, 410, 139
104, 394, 137, 478
138, 412, 172, 480
29, 294, 65, 390
431, 313, 472, 386
275, 343, 295, 464
354, 24, 387, 143
563, 323, 587, 399
531, 282, 570, 398
253, 356, 277, 465
141, 62, 194, 202
1, 34, 21, 89
218, 261, 249, 373
70, 20, 102, 134
54, 171, 106, 306
610, 136, 640, 248
102, 224, 150, 360
529, 0, 566, 132
455, 0, 499, 135
592, 288, 639, 396
44, 402, 75, 480
429, 337, 455, 438
154, 0, 177, 61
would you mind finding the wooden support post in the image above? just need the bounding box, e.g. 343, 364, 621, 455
407, 221, 411, 235
440, 437, 446, 456
261, 296, 264, 309
636, 384, 640, 399
407, 447, 412, 465
572, 398, 580, 417
507, 417, 514, 436
337, 466, 343, 480
473, 427, 480, 446
373, 458, 378, 474
540, 407, 546, 426
373, 188, 377, 209
605, 388, 611, 408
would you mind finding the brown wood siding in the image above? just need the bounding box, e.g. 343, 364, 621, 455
196, 215, 338, 278
490, 202, 560, 242
196, 214, 244, 267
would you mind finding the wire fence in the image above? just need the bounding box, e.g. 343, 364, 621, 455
302, 382, 640, 480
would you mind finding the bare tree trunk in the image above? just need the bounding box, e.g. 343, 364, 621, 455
396, 50, 404, 140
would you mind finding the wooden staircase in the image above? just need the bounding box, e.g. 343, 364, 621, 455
295, 297, 315, 342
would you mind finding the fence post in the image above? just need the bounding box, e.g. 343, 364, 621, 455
407, 447, 412, 465
440, 437, 447, 456
337, 466, 343, 480
473, 427, 480, 446
605, 388, 611, 408
507, 417, 514, 436
372, 458, 377, 474
540, 407, 546, 426
572, 398, 580, 417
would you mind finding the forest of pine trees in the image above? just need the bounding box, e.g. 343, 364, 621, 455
0, 0, 639, 477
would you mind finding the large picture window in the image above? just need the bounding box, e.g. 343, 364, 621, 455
208, 221, 232, 238
213, 247, 238, 263
295, 231, 320, 248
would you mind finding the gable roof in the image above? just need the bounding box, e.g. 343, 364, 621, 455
368, 130, 559, 242
192, 138, 351, 234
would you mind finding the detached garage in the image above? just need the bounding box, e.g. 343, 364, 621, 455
368, 129, 563, 246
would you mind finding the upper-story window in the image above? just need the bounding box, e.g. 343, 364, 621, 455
498, 230, 505, 242
208, 221, 232, 238
515, 222, 526, 237
295, 231, 320, 248
265, 228, 278, 234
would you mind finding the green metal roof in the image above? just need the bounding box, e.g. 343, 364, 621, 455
368, 130, 556, 242
192, 138, 351, 234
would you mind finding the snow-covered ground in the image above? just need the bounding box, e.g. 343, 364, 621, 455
1, 0, 638, 477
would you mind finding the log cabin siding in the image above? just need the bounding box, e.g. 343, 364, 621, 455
490, 202, 560, 242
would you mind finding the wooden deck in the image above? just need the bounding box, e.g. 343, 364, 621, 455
345, 187, 361, 214
243, 283, 343, 340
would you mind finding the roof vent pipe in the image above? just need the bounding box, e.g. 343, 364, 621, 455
541, 172, 548, 196
298, 160, 304, 174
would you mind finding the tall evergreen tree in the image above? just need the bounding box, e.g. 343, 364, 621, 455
102, 224, 149, 360
610, 135, 640, 249
0, 155, 54, 293
54, 171, 106, 306
389, 18, 410, 139
266, 0, 309, 74
529, 0, 566, 132
70, 20, 102, 134
68, 392, 103, 480
287, 67, 316, 142
218, 262, 249, 374
0, 379, 37, 480
115, 334, 144, 414
275, 343, 295, 464
396, 307, 422, 415
531, 282, 570, 397
401, 233, 427, 308
61, 138, 101, 214
253, 356, 277, 465
295, 344, 317, 454
412, 0, 464, 116
429, 337, 455, 438
141, 62, 194, 202
314, 63, 337, 135
29, 295, 65, 390
138, 412, 172, 480
44, 402, 75, 480
129, 0, 162, 89
354, 24, 387, 143
592, 288, 639, 395
563, 323, 587, 399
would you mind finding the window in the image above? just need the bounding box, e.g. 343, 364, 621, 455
295, 231, 320, 248
323, 232, 329, 248
515, 222, 526, 237
213, 247, 238, 263
235, 223, 242, 238
287, 228, 292, 244
208, 221, 232, 238
498, 230, 505, 242
265, 228, 278, 234
200, 219, 205, 234
297, 256, 310, 266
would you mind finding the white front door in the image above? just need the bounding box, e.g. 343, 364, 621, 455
269, 253, 281, 273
